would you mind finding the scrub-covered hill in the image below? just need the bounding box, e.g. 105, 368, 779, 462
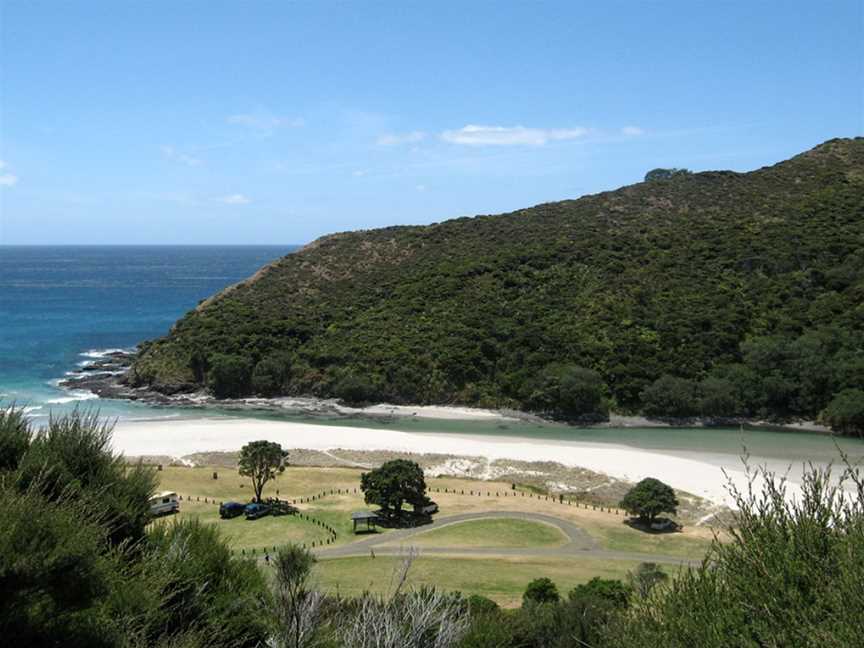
127, 138, 864, 432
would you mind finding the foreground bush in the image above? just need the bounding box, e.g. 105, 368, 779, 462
605, 462, 864, 646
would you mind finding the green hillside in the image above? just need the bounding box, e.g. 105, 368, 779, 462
128, 138, 864, 432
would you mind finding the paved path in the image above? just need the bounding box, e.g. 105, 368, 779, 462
314, 510, 699, 567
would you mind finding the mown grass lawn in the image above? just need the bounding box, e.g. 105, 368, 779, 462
312, 555, 645, 607
149, 500, 332, 551
390, 518, 568, 549
155, 465, 713, 559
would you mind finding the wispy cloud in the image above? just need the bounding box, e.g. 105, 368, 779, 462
161, 145, 202, 167
0, 160, 19, 187
376, 131, 427, 146
440, 125, 589, 146
621, 125, 645, 136
217, 193, 251, 205
227, 111, 304, 133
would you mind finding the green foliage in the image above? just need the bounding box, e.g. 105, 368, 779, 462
640, 375, 700, 418
525, 364, 608, 421
568, 577, 630, 608
360, 459, 428, 519
333, 373, 376, 405
130, 138, 864, 433
820, 388, 864, 436
626, 562, 668, 599
605, 463, 864, 647
143, 519, 269, 646
0, 407, 267, 647
0, 405, 32, 472
465, 594, 499, 615
252, 352, 293, 396
238, 440, 288, 502
619, 478, 678, 525
14, 409, 157, 547
644, 167, 692, 182
698, 376, 742, 417
522, 577, 560, 605
0, 486, 116, 647
208, 353, 254, 399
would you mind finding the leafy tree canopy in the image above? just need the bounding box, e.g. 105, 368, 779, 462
620, 477, 679, 525
523, 577, 560, 605
239, 440, 288, 502
360, 459, 428, 519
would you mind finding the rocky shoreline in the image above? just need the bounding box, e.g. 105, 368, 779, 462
59, 350, 832, 433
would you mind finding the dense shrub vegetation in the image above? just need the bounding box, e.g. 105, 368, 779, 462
129, 137, 864, 431
3, 406, 862, 646
0, 407, 268, 647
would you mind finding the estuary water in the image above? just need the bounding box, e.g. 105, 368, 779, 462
1, 245, 862, 473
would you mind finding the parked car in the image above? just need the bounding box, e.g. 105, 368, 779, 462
263, 498, 297, 516
244, 502, 271, 520
219, 501, 246, 519
149, 491, 180, 516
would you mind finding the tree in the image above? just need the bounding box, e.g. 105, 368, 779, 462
523, 577, 560, 605
821, 389, 864, 436
568, 577, 630, 608
644, 167, 691, 182
239, 440, 288, 502
208, 353, 254, 399
252, 353, 293, 397
699, 376, 742, 417
628, 562, 668, 598
271, 544, 324, 648
640, 375, 700, 418
620, 477, 678, 525
526, 364, 609, 420
360, 459, 427, 520
334, 373, 377, 405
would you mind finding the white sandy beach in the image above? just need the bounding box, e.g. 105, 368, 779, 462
112, 416, 808, 507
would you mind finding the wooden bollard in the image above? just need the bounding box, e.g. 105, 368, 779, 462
212, 471, 217, 480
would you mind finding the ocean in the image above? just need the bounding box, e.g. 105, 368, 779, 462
0, 245, 296, 424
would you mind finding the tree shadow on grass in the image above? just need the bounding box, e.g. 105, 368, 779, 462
623, 517, 682, 534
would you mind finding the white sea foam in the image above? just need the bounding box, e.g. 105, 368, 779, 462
46, 390, 99, 404
80, 348, 131, 359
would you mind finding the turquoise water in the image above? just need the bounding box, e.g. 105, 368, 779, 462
0, 246, 295, 423
1, 245, 861, 467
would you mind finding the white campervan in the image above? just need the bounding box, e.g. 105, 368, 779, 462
149, 491, 180, 516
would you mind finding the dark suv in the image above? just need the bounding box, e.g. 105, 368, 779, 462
219, 501, 246, 519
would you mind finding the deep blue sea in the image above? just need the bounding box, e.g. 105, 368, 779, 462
0, 246, 296, 423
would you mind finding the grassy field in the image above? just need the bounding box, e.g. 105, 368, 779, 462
391, 518, 568, 549
312, 555, 645, 607
154, 464, 713, 602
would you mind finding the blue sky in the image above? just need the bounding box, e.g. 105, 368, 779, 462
1, 1, 861, 245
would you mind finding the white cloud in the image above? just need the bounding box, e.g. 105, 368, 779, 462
161, 145, 202, 167
415, 184, 426, 192
227, 112, 304, 131
621, 126, 645, 136
217, 193, 251, 205
376, 131, 427, 146
0, 160, 18, 187
440, 124, 589, 146
352, 169, 368, 177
